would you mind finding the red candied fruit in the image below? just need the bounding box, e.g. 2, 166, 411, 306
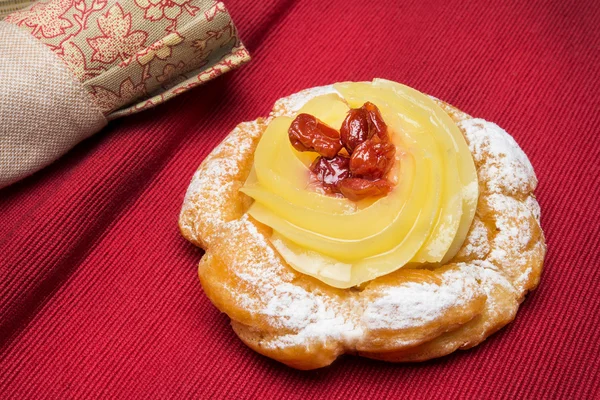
349, 141, 396, 180
362, 101, 389, 142
340, 108, 370, 153
309, 155, 350, 192
339, 178, 393, 202
339, 101, 389, 153
288, 114, 343, 159
288, 102, 396, 201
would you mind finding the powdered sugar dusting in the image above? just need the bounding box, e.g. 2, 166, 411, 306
464, 261, 518, 332
455, 218, 491, 261
263, 282, 361, 345
488, 194, 534, 252
218, 214, 297, 315
183, 122, 260, 207
525, 195, 542, 222
485, 193, 540, 291
478, 261, 518, 310
180, 121, 263, 241
362, 265, 479, 330
216, 214, 362, 345
460, 118, 537, 196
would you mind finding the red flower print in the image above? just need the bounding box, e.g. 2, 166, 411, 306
5, 0, 73, 38
136, 32, 184, 66
156, 61, 187, 84
57, 39, 105, 81
190, 23, 235, 61
134, 0, 198, 24
72, 0, 107, 32
90, 78, 146, 114
87, 4, 148, 64
204, 2, 226, 22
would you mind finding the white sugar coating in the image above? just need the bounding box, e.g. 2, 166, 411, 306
477, 261, 518, 311
263, 283, 325, 327
488, 194, 534, 252
463, 180, 479, 201
455, 219, 491, 260
180, 84, 544, 352
485, 193, 539, 290
459, 118, 537, 196
220, 214, 298, 313
263, 282, 362, 342
362, 264, 478, 330
183, 122, 259, 208
180, 121, 263, 240
224, 214, 363, 346
525, 195, 542, 222
480, 261, 514, 294
226, 215, 356, 328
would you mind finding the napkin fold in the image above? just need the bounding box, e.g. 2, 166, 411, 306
1, 0, 250, 188
0, 0, 34, 18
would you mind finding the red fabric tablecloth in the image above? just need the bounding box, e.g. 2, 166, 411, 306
1, 0, 599, 398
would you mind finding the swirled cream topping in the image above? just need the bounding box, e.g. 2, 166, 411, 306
240, 79, 478, 288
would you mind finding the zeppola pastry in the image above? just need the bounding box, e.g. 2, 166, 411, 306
179, 79, 546, 369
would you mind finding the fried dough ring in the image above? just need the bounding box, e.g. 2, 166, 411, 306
179, 85, 546, 370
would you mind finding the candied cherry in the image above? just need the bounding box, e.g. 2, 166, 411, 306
288, 114, 343, 159
310, 155, 350, 192
340, 108, 370, 153
340, 102, 389, 154
287, 102, 395, 201
339, 178, 392, 201
362, 101, 389, 142
349, 141, 396, 180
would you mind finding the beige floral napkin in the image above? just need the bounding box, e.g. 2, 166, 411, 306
0, 0, 249, 188
0, 0, 33, 18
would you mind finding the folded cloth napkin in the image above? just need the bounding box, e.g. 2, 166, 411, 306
0, 0, 249, 188
0, 0, 34, 18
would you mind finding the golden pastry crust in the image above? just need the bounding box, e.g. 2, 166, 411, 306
179, 85, 546, 370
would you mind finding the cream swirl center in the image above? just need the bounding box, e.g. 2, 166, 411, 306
240, 79, 478, 288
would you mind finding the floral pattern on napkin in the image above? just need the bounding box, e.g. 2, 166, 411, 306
6, 0, 250, 118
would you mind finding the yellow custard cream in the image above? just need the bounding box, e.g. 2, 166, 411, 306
240, 79, 478, 288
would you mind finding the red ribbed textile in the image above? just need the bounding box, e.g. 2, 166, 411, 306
1, 0, 599, 398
